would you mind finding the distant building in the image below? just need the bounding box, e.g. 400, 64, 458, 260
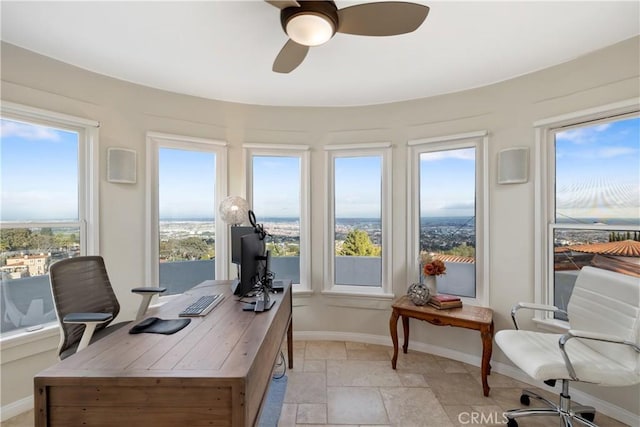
5, 254, 49, 277
0, 265, 30, 280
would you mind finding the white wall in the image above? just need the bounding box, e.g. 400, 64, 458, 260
1, 37, 639, 419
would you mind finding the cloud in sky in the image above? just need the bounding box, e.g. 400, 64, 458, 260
556, 123, 611, 145
0, 119, 62, 141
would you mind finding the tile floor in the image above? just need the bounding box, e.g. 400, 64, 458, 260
2, 340, 630, 427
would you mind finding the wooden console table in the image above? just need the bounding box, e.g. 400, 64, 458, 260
389, 295, 494, 396
35, 280, 293, 427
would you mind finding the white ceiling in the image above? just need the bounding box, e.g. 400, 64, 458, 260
1, 1, 639, 107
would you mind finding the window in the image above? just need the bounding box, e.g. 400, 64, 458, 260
0, 102, 99, 337
324, 143, 392, 296
244, 144, 310, 293
146, 133, 227, 295
408, 131, 489, 303
536, 100, 639, 323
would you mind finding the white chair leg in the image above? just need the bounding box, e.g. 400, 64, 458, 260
77, 323, 98, 352
135, 294, 154, 321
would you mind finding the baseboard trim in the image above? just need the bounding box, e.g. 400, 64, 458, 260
1, 395, 32, 422
293, 330, 639, 426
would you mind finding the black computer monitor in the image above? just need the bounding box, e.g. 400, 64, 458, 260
234, 231, 266, 297
230, 226, 255, 265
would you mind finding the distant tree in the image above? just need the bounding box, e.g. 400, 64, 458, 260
1, 228, 33, 251
285, 243, 300, 256
446, 244, 475, 258
339, 229, 381, 256
176, 237, 209, 260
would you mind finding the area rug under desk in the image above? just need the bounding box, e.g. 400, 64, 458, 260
258, 375, 288, 427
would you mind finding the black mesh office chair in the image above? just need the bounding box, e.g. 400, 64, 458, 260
49, 256, 165, 359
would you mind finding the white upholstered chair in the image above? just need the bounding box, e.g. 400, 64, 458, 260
495, 266, 640, 427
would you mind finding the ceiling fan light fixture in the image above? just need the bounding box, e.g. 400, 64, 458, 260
286, 13, 334, 46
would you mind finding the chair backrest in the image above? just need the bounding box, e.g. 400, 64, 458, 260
49, 256, 120, 357
568, 266, 640, 372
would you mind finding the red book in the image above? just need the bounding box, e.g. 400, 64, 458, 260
430, 294, 461, 303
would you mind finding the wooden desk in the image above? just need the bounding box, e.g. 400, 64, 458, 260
35, 280, 293, 427
389, 295, 494, 396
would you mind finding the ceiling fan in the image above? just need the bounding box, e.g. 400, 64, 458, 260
265, 0, 430, 73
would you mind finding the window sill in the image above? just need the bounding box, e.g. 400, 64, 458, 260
532, 317, 570, 333
321, 288, 394, 310
0, 323, 60, 364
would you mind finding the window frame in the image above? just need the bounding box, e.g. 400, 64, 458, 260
407, 131, 489, 306
145, 132, 228, 292
534, 99, 640, 329
323, 142, 393, 297
243, 143, 311, 294
0, 101, 99, 341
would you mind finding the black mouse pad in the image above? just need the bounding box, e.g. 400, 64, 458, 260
129, 317, 191, 335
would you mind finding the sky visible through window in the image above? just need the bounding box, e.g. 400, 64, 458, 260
1, 118, 78, 221
2, 117, 638, 221
555, 116, 640, 224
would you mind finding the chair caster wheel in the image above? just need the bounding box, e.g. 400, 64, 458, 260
507, 419, 518, 427
519, 394, 530, 406
580, 412, 595, 422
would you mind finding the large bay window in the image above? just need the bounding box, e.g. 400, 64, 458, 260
323, 143, 392, 296
146, 132, 227, 294
408, 131, 489, 304
535, 100, 639, 324
0, 102, 99, 337
244, 144, 310, 293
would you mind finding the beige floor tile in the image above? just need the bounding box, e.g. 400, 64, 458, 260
278, 403, 298, 427
0, 410, 33, 427
397, 372, 430, 387
305, 341, 348, 360
303, 359, 326, 373
326, 360, 402, 387
346, 348, 391, 361
327, 386, 389, 425
284, 371, 327, 404
436, 359, 469, 374
393, 350, 442, 375
380, 386, 453, 427
425, 372, 491, 406
296, 403, 327, 424
442, 404, 507, 426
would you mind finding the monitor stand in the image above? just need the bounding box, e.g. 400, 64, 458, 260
230, 278, 240, 295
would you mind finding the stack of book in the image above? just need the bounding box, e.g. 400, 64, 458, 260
428, 294, 462, 309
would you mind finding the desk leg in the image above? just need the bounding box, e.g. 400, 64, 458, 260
287, 318, 293, 369
402, 315, 410, 354
390, 309, 399, 369
480, 321, 494, 397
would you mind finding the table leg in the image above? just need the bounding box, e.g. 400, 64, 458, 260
480, 322, 493, 397
402, 315, 410, 354
287, 318, 293, 369
390, 309, 399, 369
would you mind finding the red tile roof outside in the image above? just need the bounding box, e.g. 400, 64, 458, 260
566, 240, 640, 258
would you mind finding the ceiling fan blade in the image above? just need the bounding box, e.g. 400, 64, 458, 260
264, 0, 300, 9
273, 39, 309, 73
337, 2, 429, 36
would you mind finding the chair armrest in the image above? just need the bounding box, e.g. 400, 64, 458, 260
510, 303, 567, 330
558, 330, 640, 380
131, 287, 166, 321
131, 287, 166, 294
62, 312, 113, 353
63, 312, 113, 324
